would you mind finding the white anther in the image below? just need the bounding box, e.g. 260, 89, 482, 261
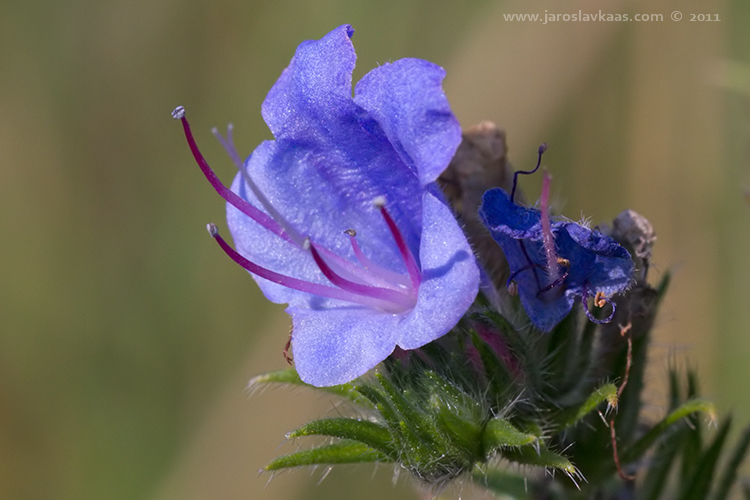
171, 106, 185, 119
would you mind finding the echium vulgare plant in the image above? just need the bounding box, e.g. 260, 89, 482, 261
174, 25, 750, 500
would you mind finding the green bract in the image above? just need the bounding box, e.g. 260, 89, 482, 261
253, 269, 748, 498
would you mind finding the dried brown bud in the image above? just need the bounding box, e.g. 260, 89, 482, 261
602, 209, 656, 282
439, 122, 516, 295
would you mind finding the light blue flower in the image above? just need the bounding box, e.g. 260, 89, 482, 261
174, 25, 479, 386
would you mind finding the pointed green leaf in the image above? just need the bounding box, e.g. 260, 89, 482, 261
558, 383, 618, 430
641, 425, 689, 500
572, 314, 598, 387
287, 418, 396, 458
655, 271, 671, 302
613, 279, 668, 443
682, 371, 704, 482
424, 371, 476, 410
482, 417, 537, 454
435, 408, 482, 459
621, 399, 715, 465
421, 371, 484, 458
713, 422, 750, 500
248, 368, 372, 408
248, 367, 302, 386
500, 445, 577, 476
353, 383, 406, 449
679, 417, 732, 500
265, 441, 389, 470
615, 317, 650, 442
375, 374, 439, 444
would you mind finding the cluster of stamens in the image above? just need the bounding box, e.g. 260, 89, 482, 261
172, 106, 420, 314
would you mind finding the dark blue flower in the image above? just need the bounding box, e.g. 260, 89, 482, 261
175, 25, 479, 386
479, 187, 633, 332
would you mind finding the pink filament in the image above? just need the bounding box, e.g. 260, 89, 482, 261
176, 107, 421, 313
213, 125, 306, 247
379, 206, 422, 291
346, 232, 412, 289
209, 225, 404, 311
540, 170, 560, 283
180, 112, 390, 289
309, 243, 416, 308
179, 113, 293, 245
181, 112, 407, 290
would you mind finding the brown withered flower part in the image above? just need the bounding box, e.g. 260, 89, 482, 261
438, 122, 517, 294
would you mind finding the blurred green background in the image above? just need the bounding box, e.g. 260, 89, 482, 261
1, 0, 749, 498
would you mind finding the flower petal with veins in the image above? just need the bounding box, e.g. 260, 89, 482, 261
216, 25, 480, 386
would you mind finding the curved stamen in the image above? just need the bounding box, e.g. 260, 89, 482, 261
205, 117, 414, 292
507, 261, 546, 288
207, 224, 399, 310
540, 170, 560, 283
376, 200, 422, 291
313, 244, 410, 290
510, 143, 547, 204
581, 282, 616, 324
536, 268, 570, 298
173, 107, 292, 245
213, 125, 306, 247
176, 107, 419, 310
344, 230, 412, 289
309, 242, 416, 309
346, 229, 369, 266
212, 124, 244, 168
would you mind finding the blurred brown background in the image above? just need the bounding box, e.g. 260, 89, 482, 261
1, 0, 748, 498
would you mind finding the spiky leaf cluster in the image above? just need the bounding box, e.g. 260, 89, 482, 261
252, 269, 749, 498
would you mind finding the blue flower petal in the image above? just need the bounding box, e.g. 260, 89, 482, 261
478, 188, 543, 239
290, 306, 400, 387
555, 223, 634, 297
354, 59, 462, 186
479, 187, 634, 332
261, 24, 357, 140
238, 25, 431, 261
290, 190, 480, 386
227, 139, 417, 304
215, 25, 481, 386
396, 190, 480, 349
